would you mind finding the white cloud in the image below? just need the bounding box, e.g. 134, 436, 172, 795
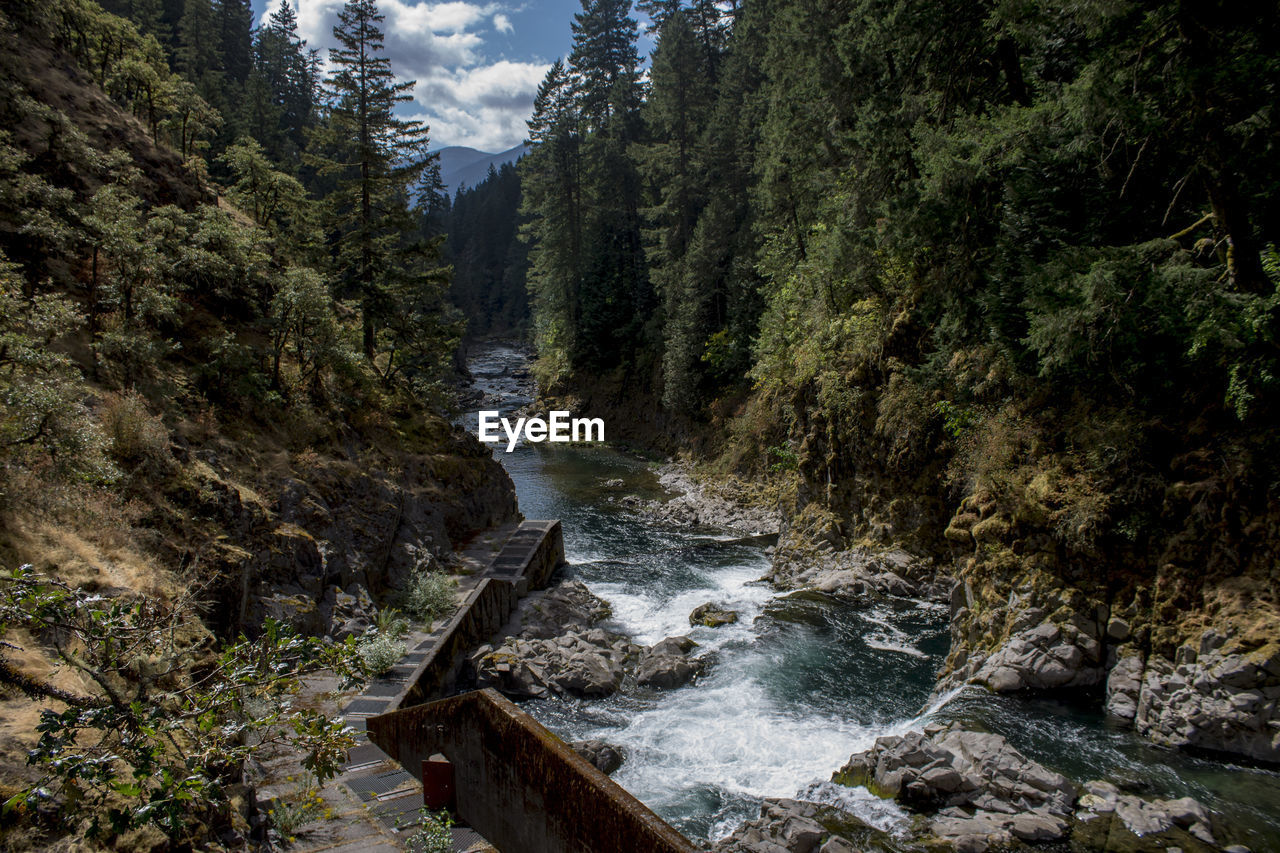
413, 60, 549, 150
293, 0, 537, 149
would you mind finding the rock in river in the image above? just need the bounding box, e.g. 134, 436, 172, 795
690, 602, 739, 628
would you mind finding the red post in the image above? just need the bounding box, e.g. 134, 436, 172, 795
421, 756, 456, 811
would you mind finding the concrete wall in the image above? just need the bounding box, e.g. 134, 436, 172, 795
368, 689, 698, 853
394, 520, 567, 707
400, 578, 517, 706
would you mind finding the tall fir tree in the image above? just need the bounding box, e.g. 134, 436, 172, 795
309, 0, 447, 373
521, 59, 583, 383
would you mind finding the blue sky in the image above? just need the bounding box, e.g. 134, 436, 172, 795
250, 1, 655, 152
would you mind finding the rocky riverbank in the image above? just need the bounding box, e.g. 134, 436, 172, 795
186, 426, 518, 640
661, 453, 1280, 770
636, 465, 783, 535
716, 724, 1247, 853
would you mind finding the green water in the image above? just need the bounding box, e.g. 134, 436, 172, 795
465, 343, 1280, 849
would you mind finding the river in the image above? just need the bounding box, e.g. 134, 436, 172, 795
462, 341, 1280, 850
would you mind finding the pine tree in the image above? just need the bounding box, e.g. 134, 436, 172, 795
521, 59, 583, 383
216, 0, 252, 85
569, 0, 650, 371
639, 7, 715, 408
247, 0, 316, 165
309, 0, 438, 366
569, 0, 642, 129
176, 0, 218, 83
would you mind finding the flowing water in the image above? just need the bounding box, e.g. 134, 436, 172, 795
462, 342, 1280, 849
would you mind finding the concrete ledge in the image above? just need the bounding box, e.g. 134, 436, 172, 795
367, 689, 698, 853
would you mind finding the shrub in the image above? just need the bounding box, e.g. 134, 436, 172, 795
405, 807, 454, 853
357, 631, 405, 676
0, 567, 360, 843
403, 569, 457, 623
100, 390, 169, 462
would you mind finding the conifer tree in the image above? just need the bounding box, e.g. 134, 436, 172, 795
309, 0, 446, 376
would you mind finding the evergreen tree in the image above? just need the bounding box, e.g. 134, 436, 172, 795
216, 0, 252, 85
246, 0, 317, 166
521, 59, 583, 383
639, 8, 715, 408
309, 0, 446, 376
569, 0, 651, 371
569, 0, 642, 129
176, 0, 218, 83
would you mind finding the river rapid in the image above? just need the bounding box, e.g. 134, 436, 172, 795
461, 342, 1280, 850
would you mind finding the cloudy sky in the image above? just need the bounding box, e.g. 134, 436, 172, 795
250, 1, 655, 153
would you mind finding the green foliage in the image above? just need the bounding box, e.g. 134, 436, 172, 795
356, 630, 405, 676
934, 401, 977, 440
0, 253, 115, 488
403, 568, 457, 624
405, 807, 454, 853
0, 566, 361, 842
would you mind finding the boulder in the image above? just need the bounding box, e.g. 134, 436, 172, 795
690, 602, 740, 628
711, 799, 889, 853
571, 739, 625, 775
833, 725, 1074, 815
473, 628, 638, 699
633, 635, 707, 689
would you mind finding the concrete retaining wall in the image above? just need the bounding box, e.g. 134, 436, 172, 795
394, 519, 566, 707
368, 689, 698, 853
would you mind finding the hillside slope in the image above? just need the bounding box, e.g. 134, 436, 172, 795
0, 4, 516, 846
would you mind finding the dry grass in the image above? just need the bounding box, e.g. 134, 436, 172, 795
6, 515, 173, 598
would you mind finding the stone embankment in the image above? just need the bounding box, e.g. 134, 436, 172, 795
935, 569, 1280, 764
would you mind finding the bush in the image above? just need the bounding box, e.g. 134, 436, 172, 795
403, 568, 457, 623
100, 390, 169, 462
357, 631, 405, 676
0, 568, 360, 843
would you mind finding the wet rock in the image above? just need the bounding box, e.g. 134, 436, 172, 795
711, 799, 895, 853
511, 579, 613, 639
1106, 648, 1146, 721
972, 618, 1105, 693
933, 578, 1109, 702
1131, 631, 1280, 763
474, 629, 637, 699
834, 725, 1075, 816
571, 739, 625, 775
1074, 779, 1223, 851
690, 602, 740, 628
636, 635, 706, 689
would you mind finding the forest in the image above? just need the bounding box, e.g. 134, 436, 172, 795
0, 0, 506, 846
505, 0, 1280, 672
1, 0, 1279, 847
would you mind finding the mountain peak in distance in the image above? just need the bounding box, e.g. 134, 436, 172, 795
435, 143, 530, 195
